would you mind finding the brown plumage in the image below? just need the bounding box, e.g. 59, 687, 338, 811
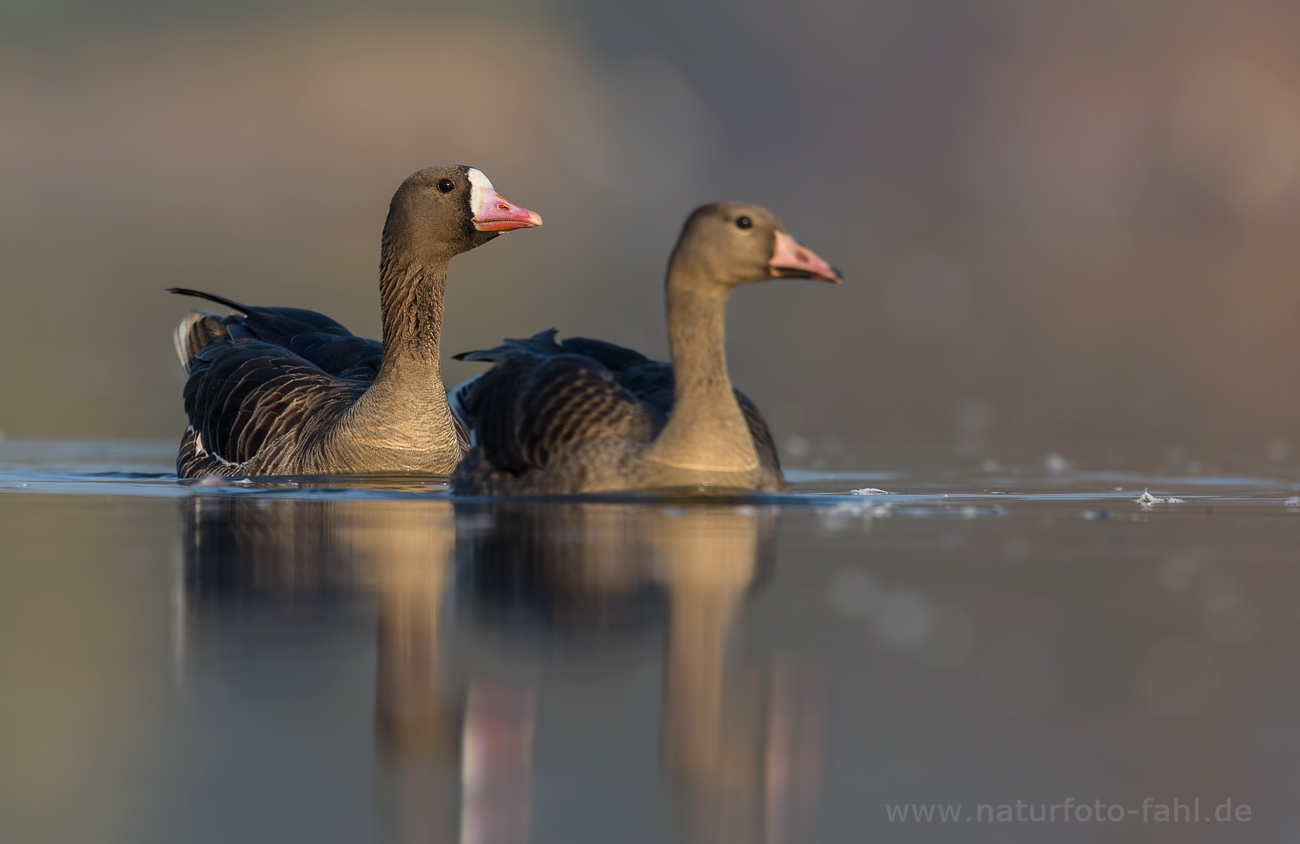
171, 166, 540, 478
451, 202, 840, 495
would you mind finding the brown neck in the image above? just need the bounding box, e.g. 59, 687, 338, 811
328, 246, 459, 461
377, 251, 448, 385
648, 271, 759, 472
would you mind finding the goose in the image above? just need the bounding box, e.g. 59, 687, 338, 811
450, 202, 839, 495
171, 165, 541, 478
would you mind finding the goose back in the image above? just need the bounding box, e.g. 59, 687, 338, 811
172, 288, 385, 380
450, 330, 782, 495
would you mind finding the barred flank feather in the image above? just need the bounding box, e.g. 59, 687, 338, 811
451, 330, 781, 494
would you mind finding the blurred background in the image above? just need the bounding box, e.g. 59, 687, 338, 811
3, 0, 1300, 470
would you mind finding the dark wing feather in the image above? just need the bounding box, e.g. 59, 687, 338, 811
736, 392, 781, 475
453, 328, 564, 364
458, 353, 542, 474
514, 354, 654, 469
170, 288, 384, 381
460, 353, 651, 475
180, 337, 363, 476
613, 359, 675, 421
451, 331, 784, 487
278, 332, 384, 381
556, 336, 651, 372
453, 334, 654, 485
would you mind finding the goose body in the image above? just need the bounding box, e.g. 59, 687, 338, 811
451, 202, 839, 495
172, 166, 541, 478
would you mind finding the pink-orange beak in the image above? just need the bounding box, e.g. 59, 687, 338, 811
473, 188, 543, 232
769, 231, 841, 282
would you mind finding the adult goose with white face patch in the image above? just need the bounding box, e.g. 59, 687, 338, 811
450, 202, 839, 495
171, 165, 541, 478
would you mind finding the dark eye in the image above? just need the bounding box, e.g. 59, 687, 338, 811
735, 216, 753, 230
437, 178, 455, 193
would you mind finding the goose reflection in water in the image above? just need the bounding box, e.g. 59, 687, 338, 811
179, 495, 824, 843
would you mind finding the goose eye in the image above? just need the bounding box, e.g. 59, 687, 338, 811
437, 178, 455, 194
735, 216, 753, 230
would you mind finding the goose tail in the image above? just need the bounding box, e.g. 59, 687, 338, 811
169, 288, 251, 373
166, 287, 253, 314
173, 310, 229, 373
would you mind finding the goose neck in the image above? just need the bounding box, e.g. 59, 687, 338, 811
378, 258, 447, 383
648, 279, 758, 473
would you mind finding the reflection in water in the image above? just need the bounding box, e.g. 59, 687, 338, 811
367, 502, 461, 844
180, 495, 823, 842
183, 496, 472, 842
649, 507, 822, 844
454, 502, 663, 633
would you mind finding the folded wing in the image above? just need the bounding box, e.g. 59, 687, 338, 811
451, 330, 781, 491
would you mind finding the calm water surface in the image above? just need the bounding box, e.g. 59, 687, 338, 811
2, 440, 1300, 843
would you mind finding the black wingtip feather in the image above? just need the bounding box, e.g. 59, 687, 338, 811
453, 329, 562, 362
167, 288, 253, 314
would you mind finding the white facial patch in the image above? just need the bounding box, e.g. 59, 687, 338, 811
467, 167, 494, 218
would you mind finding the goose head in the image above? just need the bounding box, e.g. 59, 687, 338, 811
382, 165, 542, 264
667, 202, 840, 293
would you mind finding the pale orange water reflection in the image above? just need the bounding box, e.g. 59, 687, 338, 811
180, 495, 821, 843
